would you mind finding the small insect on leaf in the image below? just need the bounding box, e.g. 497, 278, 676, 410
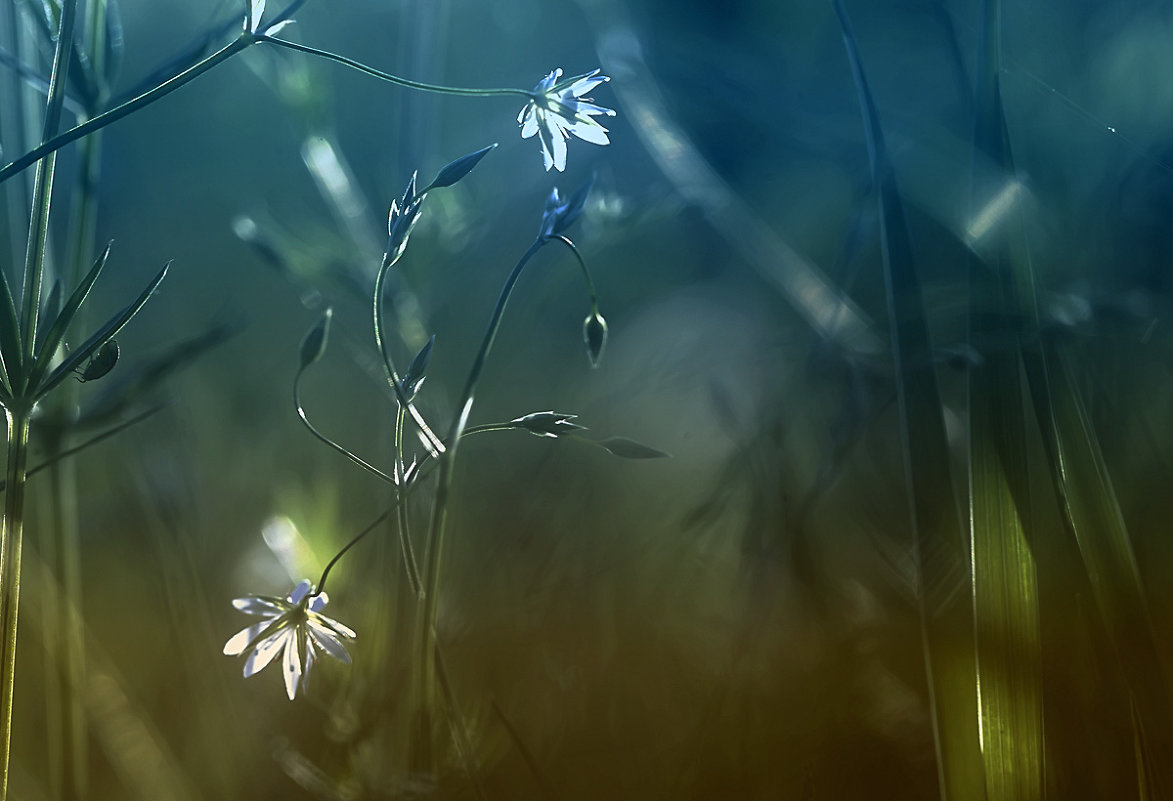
74, 339, 119, 383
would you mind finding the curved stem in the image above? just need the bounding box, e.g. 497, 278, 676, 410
313, 510, 387, 598
449, 239, 547, 431
0, 35, 251, 186
551, 235, 598, 305
258, 35, 533, 100
308, 412, 541, 599
294, 366, 397, 484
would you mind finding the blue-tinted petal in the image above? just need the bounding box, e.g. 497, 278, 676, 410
569, 74, 607, 97
287, 580, 313, 604
567, 119, 610, 145
520, 106, 539, 139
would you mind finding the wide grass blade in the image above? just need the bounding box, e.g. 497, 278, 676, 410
959, 2, 1173, 793
832, 2, 985, 799
966, 2, 1044, 798
1029, 343, 1173, 794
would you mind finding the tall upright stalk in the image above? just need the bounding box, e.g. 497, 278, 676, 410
0, 2, 78, 797
409, 238, 545, 773
0, 409, 31, 801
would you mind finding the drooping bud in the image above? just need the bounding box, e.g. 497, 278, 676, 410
583, 308, 607, 368
299, 309, 332, 370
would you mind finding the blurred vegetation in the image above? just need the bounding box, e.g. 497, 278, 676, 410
2, 0, 1173, 799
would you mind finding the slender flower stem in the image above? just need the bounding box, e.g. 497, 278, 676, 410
0, 409, 31, 801
551, 234, 598, 305
410, 237, 547, 773
257, 35, 533, 100
394, 404, 422, 596
0, 35, 251, 186
294, 366, 398, 484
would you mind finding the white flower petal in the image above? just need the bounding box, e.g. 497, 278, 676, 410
572, 101, 615, 118
287, 579, 313, 604
223, 622, 267, 656
537, 119, 557, 170
520, 106, 539, 139
310, 611, 357, 639
302, 636, 316, 692
231, 597, 286, 616
308, 624, 352, 663
569, 75, 607, 97
567, 119, 610, 145
549, 124, 568, 171
250, 0, 266, 32
282, 631, 302, 700
243, 627, 291, 677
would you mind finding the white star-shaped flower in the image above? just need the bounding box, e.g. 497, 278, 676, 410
518, 68, 616, 172
223, 579, 355, 700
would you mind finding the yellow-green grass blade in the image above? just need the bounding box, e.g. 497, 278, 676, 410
833, 3, 985, 799
966, 2, 1044, 797
967, 394, 1043, 800
967, 0, 1173, 782
1027, 343, 1173, 796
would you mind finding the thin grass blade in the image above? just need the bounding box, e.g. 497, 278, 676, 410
833, 3, 985, 799
0, 266, 23, 399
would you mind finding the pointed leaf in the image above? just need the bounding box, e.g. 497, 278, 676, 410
425, 144, 497, 191
0, 264, 23, 396
28, 242, 113, 391
595, 437, 670, 459
38, 261, 169, 397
